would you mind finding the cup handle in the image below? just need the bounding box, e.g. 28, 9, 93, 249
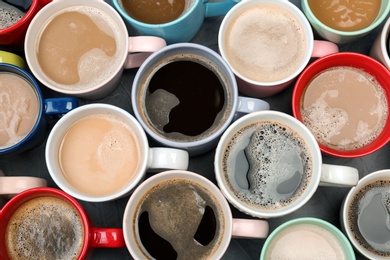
0, 175, 47, 197
44, 97, 78, 117
91, 228, 125, 248
319, 164, 359, 187
234, 96, 270, 120
147, 148, 189, 172
205, 0, 239, 17
311, 40, 339, 58
232, 218, 269, 239
123, 36, 167, 69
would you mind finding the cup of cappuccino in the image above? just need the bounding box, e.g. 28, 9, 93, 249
45, 103, 189, 202
0, 63, 78, 155
370, 17, 390, 71
341, 169, 390, 259
260, 217, 355, 259
0, 187, 125, 260
113, 0, 238, 44
24, 0, 167, 99
214, 111, 359, 219
131, 43, 270, 156
292, 52, 390, 158
302, 0, 390, 44
218, 0, 339, 98
123, 170, 269, 259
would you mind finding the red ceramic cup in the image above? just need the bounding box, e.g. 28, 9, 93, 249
0, 0, 51, 49
292, 52, 390, 158
0, 187, 125, 259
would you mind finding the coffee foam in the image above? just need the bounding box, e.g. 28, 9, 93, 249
222, 121, 312, 211
224, 4, 306, 82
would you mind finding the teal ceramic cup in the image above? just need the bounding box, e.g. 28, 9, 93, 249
260, 217, 355, 260
301, 0, 390, 44
113, 0, 239, 44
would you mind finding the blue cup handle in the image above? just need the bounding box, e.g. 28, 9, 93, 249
204, 0, 240, 17
44, 97, 78, 118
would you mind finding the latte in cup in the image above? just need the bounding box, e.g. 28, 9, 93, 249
36, 6, 124, 91
223, 3, 307, 83
0, 72, 39, 149
137, 53, 233, 143
221, 120, 313, 211
5, 196, 84, 259
132, 178, 224, 259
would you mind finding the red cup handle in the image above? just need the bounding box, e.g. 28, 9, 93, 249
91, 228, 125, 248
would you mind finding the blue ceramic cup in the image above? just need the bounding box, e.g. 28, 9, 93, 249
0, 63, 78, 154
112, 0, 239, 44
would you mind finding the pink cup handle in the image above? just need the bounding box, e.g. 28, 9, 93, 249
0, 176, 47, 196
92, 228, 126, 248
232, 218, 269, 239
124, 36, 167, 69
312, 40, 339, 58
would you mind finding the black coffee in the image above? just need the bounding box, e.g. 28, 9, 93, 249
222, 120, 313, 210
133, 179, 224, 260
348, 179, 390, 257
141, 54, 232, 142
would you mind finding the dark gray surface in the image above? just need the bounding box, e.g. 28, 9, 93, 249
1, 0, 389, 259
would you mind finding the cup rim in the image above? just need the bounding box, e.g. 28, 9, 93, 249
301, 0, 390, 36
292, 52, 390, 158
45, 103, 150, 202
218, 0, 314, 87
0, 0, 40, 33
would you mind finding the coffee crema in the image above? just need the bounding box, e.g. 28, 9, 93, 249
0, 72, 39, 149
133, 178, 224, 260
37, 6, 122, 90
222, 120, 313, 211
5, 196, 84, 260
223, 3, 307, 82
59, 114, 141, 197
348, 179, 390, 257
138, 53, 232, 143
265, 223, 346, 259
307, 0, 381, 32
301, 66, 388, 151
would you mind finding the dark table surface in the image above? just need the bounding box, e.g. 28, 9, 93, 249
1, 0, 389, 259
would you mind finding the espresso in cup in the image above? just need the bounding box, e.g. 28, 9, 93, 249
5, 196, 84, 259
0, 72, 39, 149
133, 178, 224, 259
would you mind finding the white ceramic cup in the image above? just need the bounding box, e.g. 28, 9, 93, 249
218, 0, 339, 98
214, 111, 359, 219
341, 169, 390, 260
123, 170, 269, 259
24, 0, 166, 99
370, 16, 390, 71
45, 104, 189, 202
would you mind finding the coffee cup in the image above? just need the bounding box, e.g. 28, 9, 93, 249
0, 50, 25, 68
123, 170, 269, 259
260, 217, 356, 259
341, 169, 390, 259
302, 0, 390, 44
370, 16, 390, 71
292, 52, 390, 158
0, 187, 125, 260
0, 63, 78, 155
214, 110, 359, 219
45, 103, 189, 202
113, 0, 238, 44
0, 0, 51, 49
131, 43, 270, 156
24, 0, 167, 100
218, 0, 339, 98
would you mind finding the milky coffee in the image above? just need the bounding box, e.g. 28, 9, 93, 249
5, 196, 84, 260
0, 72, 39, 149
222, 120, 313, 211
348, 179, 390, 257
59, 114, 141, 197
223, 3, 307, 82
265, 223, 347, 259
133, 178, 224, 259
37, 6, 123, 90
